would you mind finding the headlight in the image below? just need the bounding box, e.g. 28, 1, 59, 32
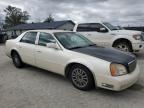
110, 63, 127, 76
133, 34, 141, 40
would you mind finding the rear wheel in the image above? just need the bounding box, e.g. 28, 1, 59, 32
69, 64, 95, 91
12, 52, 24, 68
113, 41, 132, 52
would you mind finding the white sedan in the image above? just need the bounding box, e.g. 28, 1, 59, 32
5, 30, 140, 91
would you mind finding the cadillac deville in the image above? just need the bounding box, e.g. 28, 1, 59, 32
5, 30, 140, 91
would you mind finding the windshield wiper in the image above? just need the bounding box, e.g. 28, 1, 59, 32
111, 28, 118, 30
69, 44, 96, 49
88, 44, 96, 46
69, 46, 85, 50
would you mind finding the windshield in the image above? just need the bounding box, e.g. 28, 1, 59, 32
103, 22, 118, 30
54, 32, 95, 49
116, 26, 124, 30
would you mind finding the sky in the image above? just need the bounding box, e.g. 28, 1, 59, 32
0, 0, 144, 26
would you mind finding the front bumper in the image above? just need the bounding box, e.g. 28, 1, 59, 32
132, 42, 144, 52
96, 65, 140, 91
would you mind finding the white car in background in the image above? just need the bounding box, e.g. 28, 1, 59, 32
5, 30, 140, 91
73, 22, 144, 52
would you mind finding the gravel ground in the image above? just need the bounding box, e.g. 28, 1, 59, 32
0, 44, 144, 108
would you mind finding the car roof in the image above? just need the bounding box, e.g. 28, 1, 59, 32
27, 30, 74, 34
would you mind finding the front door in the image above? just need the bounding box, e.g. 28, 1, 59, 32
35, 32, 65, 75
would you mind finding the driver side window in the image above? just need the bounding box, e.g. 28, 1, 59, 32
88, 23, 108, 32
38, 32, 55, 46
77, 23, 108, 32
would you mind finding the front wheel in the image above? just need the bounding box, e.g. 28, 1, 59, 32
113, 41, 132, 52
70, 65, 95, 91
12, 52, 24, 68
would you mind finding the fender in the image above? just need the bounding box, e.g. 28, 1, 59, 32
111, 34, 133, 46
66, 58, 95, 72
6, 32, 27, 58
65, 58, 97, 84
5, 40, 19, 58
10, 47, 20, 57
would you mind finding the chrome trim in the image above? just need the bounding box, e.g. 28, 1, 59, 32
102, 83, 114, 88
128, 59, 136, 65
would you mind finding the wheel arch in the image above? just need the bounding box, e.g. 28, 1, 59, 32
112, 38, 133, 50
10, 49, 23, 61
65, 62, 96, 86
11, 49, 19, 57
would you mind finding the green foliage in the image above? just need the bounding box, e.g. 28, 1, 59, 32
44, 14, 54, 23
4, 5, 30, 28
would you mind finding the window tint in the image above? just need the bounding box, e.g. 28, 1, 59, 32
77, 24, 90, 32
89, 23, 105, 31
38, 32, 55, 46
77, 23, 106, 32
20, 32, 37, 44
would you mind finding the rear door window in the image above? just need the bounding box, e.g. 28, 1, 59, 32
20, 32, 37, 44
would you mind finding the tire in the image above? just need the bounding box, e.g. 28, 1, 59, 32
12, 52, 24, 68
113, 41, 132, 52
69, 64, 95, 91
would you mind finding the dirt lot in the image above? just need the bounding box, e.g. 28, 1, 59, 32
0, 44, 144, 108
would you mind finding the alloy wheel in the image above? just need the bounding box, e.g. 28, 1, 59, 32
71, 68, 89, 88
115, 43, 129, 52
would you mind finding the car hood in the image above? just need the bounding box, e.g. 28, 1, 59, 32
110, 30, 141, 36
71, 46, 136, 72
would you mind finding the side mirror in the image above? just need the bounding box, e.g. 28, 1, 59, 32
46, 42, 60, 50
99, 28, 108, 33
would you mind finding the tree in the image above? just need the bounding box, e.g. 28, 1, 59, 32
43, 14, 54, 23
0, 12, 4, 30
4, 5, 30, 28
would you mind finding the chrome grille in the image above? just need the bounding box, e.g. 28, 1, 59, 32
128, 60, 137, 73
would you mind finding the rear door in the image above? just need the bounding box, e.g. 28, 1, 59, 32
18, 32, 37, 65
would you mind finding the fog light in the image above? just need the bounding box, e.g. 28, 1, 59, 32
102, 83, 114, 88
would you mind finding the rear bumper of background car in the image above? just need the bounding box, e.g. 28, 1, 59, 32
96, 65, 140, 91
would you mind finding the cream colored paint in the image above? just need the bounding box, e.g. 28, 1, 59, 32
5, 30, 140, 91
